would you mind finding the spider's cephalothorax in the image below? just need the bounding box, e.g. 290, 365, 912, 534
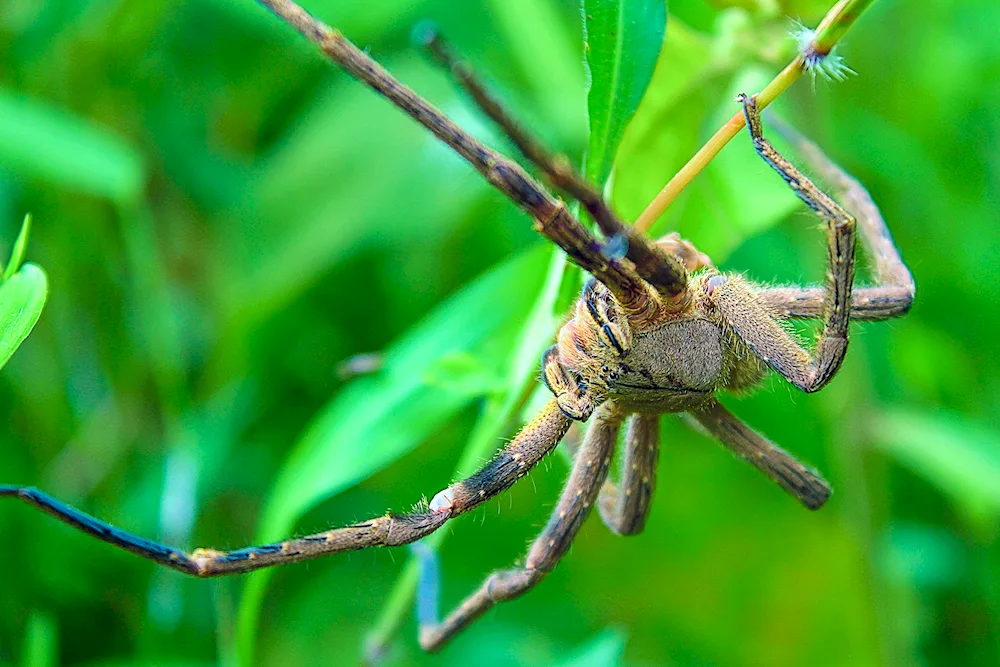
0, 0, 915, 655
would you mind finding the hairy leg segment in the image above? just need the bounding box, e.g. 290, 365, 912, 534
756, 116, 914, 322
1, 400, 571, 577
415, 403, 620, 651
709, 94, 858, 393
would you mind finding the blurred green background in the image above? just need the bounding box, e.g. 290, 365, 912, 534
2, 0, 999, 665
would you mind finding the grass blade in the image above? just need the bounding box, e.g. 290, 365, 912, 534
233, 245, 551, 662
583, 0, 667, 183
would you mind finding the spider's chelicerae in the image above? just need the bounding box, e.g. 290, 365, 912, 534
1, 0, 914, 653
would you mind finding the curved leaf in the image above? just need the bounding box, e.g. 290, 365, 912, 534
0, 262, 48, 371
235, 245, 551, 661
0, 88, 144, 203
583, 0, 667, 184
872, 409, 1000, 528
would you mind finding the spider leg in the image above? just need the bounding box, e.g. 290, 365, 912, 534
258, 0, 666, 320
1, 400, 571, 577
415, 402, 621, 652
755, 115, 914, 322
597, 413, 660, 535
416, 25, 690, 300
688, 399, 831, 510
559, 412, 659, 534
710, 94, 857, 393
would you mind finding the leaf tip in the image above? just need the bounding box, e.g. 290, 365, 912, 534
4, 213, 33, 281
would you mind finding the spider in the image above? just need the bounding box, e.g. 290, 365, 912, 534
1, 0, 914, 654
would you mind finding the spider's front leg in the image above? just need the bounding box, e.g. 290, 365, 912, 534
0, 400, 573, 576
416, 24, 691, 301
756, 116, 914, 322
414, 403, 621, 652
256, 0, 678, 323
709, 94, 858, 393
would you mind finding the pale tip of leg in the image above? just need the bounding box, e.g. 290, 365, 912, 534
418, 627, 443, 653
428, 487, 454, 513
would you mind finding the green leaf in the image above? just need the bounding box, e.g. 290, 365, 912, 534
0, 88, 144, 203
612, 30, 798, 262
551, 628, 628, 667
583, 0, 667, 184
0, 263, 48, 371
21, 610, 58, 667
234, 244, 551, 662
4, 214, 32, 281
871, 409, 1000, 527
488, 0, 587, 146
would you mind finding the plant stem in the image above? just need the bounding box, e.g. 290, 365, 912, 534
633, 0, 876, 233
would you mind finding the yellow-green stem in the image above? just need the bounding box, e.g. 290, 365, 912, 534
633, 0, 875, 233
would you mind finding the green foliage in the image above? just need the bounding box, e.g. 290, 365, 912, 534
0, 215, 48, 371
872, 409, 1000, 531
583, 0, 666, 183
0, 90, 144, 202
19, 611, 58, 667
1, 0, 999, 666
235, 245, 552, 660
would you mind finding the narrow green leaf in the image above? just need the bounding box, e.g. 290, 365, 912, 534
583, 0, 667, 184
0, 88, 144, 202
5, 214, 33, 281
551, 628, 628, 667
366, 247, 570, 652
20, 610, 58, 667
234, 245, 551, 662
0, 263, 48, 371
612, 33, 798, 262
871, 409, 1000, 525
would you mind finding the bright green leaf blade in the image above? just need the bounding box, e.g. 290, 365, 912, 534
551, 628, 627, 667
583, 0, 667, 183
366, 247, 570, 651
21, 610, 59, 667
871, 409, 1000, 525
234, 245, 550, 662
488, 0, 587, 146
0, 263, 48, 371
0, 88, 144, 202
4, 213, 32, 281
612, 29, 798, 262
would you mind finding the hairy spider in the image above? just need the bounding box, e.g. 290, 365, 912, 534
1, 0, 914, 653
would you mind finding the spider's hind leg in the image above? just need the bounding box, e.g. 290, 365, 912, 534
688, 399, 831, 509
597, 413, 660, 535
